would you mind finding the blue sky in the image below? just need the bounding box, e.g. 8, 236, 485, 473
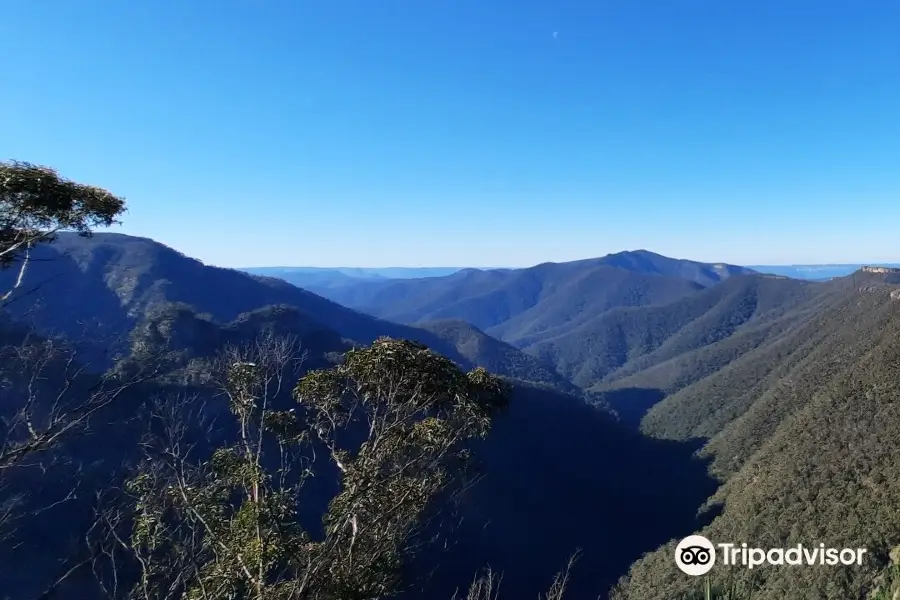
3, 1, 899, 268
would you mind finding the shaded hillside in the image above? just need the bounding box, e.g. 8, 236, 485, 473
522, 274, 820, 389
414, 320, 581, 394
126, 306, 577, 398
611, 272, 900, 599
303, 251, 753, 336
3, 232, 406, 344
1, 233, 573, 391
124, 303, 351, 376
639, 270, 898, 474
287, 252, 773, 395
484, 265, 705, 344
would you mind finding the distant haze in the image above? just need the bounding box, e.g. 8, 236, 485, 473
244, 263, 900, 283
243, 266, 469, 280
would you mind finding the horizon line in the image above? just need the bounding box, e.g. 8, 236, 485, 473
235, 261, 900, 271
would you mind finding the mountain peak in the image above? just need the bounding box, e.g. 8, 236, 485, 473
607, 249, 664, 259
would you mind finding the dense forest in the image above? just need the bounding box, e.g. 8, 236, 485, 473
5, 161, 900, 600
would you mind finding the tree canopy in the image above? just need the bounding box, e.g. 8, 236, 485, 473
118, 336, 511, 600
1, 160, 126, 301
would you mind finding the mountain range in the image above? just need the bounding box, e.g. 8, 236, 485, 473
240, 262, 900, 290
6, 233, 900, 599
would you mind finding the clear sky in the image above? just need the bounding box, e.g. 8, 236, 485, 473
2, 1, 899, 268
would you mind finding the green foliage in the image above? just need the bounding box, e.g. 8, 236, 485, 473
0, 160, 126, 267
870, 560, 900, 600
123, 336, 510, 600
675, 577, 757, 600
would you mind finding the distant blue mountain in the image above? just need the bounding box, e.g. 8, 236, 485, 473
239, 266, 468, 290
749, 263, 900, 281
243, 266, 466, 279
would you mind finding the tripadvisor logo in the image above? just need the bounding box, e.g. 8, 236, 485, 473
676, 535, 717, 576
674, 535, 868, 576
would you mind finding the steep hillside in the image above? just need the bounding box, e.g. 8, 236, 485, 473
610, 271, 900, 599
483, 265, 706, 343
4, 232, 402, 344
123, 303, 351, 377
410, 382, 718, 600
414, 320, 582, 394
522, 274, 821, 389
286, 252, 770, 394
1, 233, 571, 392
639, 270, 899, 467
